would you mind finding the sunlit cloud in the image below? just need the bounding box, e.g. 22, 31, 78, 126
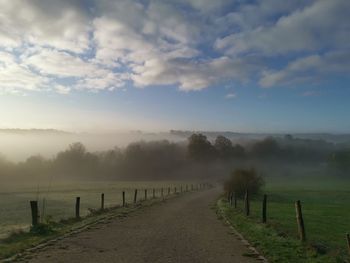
0, 0, 348, 95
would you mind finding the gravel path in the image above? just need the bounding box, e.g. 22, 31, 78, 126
22, 188, 258, 263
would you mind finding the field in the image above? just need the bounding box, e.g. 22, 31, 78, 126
0, 181, 188, 239
1, 173, 349, 261
231, 175, 350, 261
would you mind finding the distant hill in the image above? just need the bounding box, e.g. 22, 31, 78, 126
170, 130, 350, 144
0, 129, 72, 135
1, 128, 349, 144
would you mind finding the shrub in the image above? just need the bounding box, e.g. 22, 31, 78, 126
224, 168, 264, 198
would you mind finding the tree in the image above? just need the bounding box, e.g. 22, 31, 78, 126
187, 133, 216, 161
232, 144, 245, 158
54, 142, 98, 177
224, 168, 264, 197
214, 136, 234, 159
251, 137, 280, 158
22, 155, 50, 177
329, 149, 350, 176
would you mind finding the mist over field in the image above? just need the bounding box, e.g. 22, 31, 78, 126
2, 129, 350, 162
1, 129, 350, 187
0, 130, 185, 162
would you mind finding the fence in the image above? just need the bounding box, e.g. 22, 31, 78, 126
226, 189, 349, 257
29, 183, 212, 228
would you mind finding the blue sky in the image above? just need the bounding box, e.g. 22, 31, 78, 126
0, 0, 349, 133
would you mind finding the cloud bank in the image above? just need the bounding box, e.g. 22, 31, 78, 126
0, 0, 349, 94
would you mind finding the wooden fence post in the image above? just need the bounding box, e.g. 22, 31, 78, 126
174, 187, 177, 194
191, 184, 193, 191
30, 201, 39, 227
122, 191, 126, 207
186, 185, 188, 192
244, 190, 250, 216
145, 189, 147, 200
234, 192, 237, 208
161, 188, 164, 199
134, 189, 138, 203
346, 233, 350, 256
153, 188, 155, 199
75, 197, 80, 219
231, 192, 234, 206
168, 187, 170, 195
181, 185, 183, 193
295, 200, 306, 242
262, 194, 267, 223
101, 193, 105, 210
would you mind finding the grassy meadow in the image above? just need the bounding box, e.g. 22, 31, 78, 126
0, 181, 189, 239
226, 174, 350, 262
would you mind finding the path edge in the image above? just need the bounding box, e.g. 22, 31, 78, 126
216, 198, 269, 263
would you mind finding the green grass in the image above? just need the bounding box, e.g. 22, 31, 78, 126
0, 189, 186, 260
219, 175, 350, 262
0, 181, 192, 239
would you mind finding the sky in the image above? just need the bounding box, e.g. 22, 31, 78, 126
0, 0, 349, 133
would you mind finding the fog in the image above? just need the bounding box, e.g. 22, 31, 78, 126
0, 130, 349, 187
0, 131, 184, 162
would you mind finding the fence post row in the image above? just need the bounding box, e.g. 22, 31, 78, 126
29, 183, 212, 228
75, 197, 80, 219
262, 194, 267, 223
153, 188, 155, 199
30, 200, 39, 227
101, 193, 105, 210
244, 190, 250, 216
295, 200, 306, 242
134, 189, 138, 203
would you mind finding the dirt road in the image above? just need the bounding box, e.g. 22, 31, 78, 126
21, 188, 259, 263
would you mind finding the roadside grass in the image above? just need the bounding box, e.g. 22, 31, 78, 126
0, 181, 191, 239
218, 176, 350, 262
0, 192, 183, 260
218, 199, 344, 263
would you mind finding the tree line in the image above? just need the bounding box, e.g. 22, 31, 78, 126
0, 133, 349, 181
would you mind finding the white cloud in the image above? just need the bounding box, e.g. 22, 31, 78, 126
260, 51, 350, 87
0, 0, 90, 53
225, 93, 236, 99
23, 48, 126, 91
0, 0, 349, 94
215, 0, 350, 55
0, 51, 48, 93
24, 49, 96, 78
54, 85, 71, 95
